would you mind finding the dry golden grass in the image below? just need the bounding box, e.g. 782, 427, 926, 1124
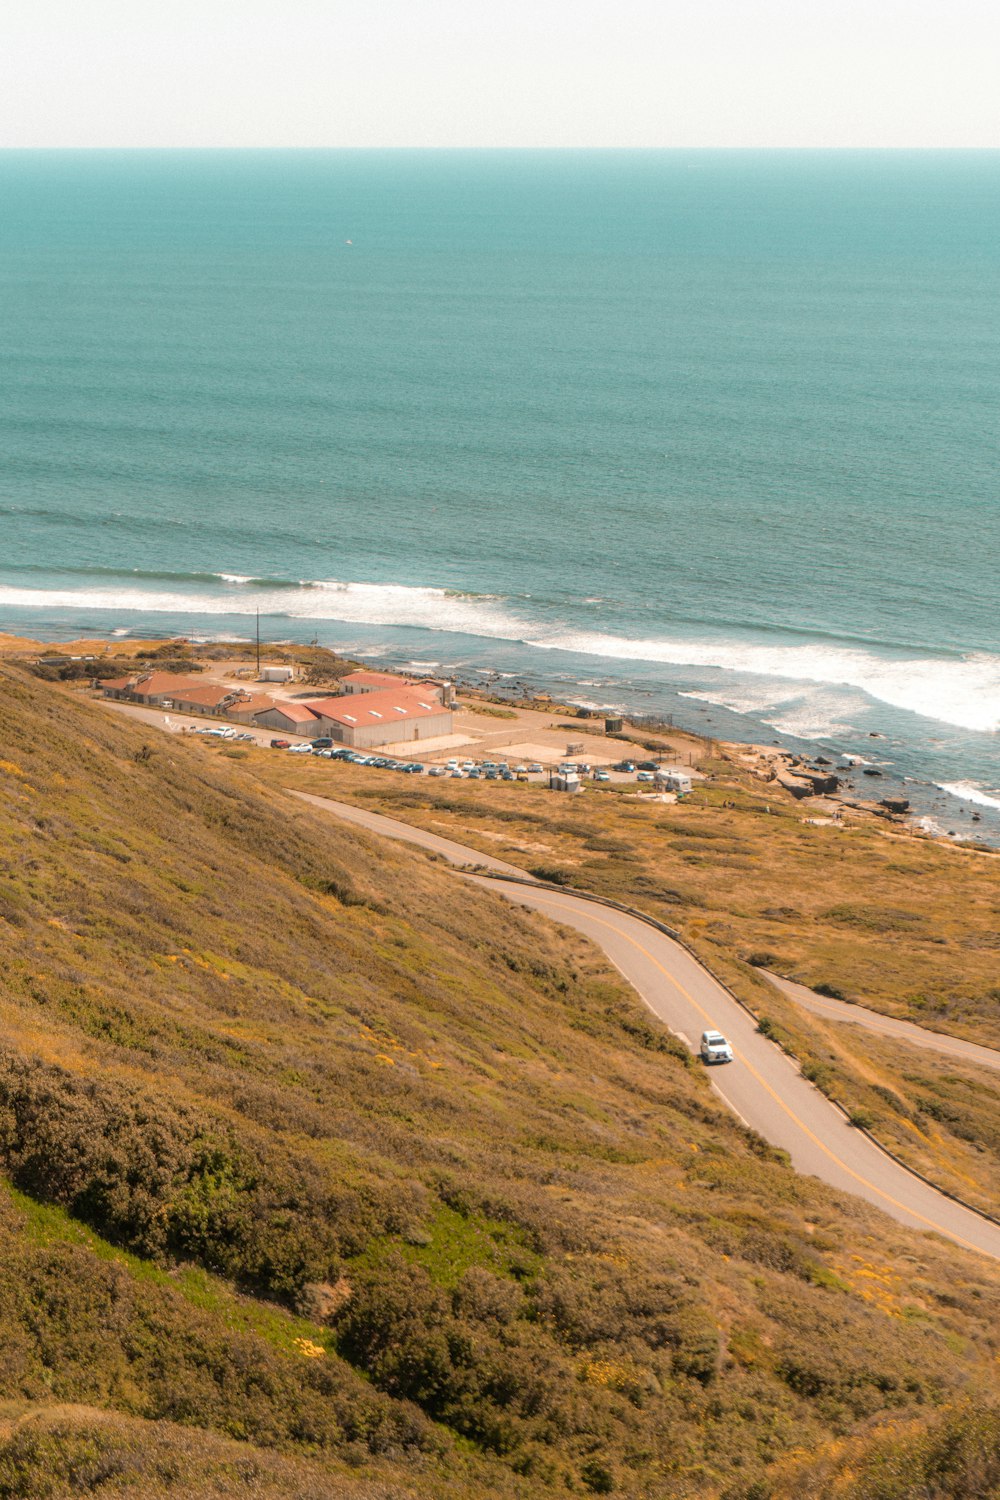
253, 748, 1000, 1215
3, 668, 1000, 1498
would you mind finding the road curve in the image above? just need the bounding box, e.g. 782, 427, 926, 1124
762, 971, 1000, 1075
292, 791, 1000, 1260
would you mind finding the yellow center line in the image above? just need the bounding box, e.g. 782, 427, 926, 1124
308, 807, 993, 1259
512, 886, 990, 1256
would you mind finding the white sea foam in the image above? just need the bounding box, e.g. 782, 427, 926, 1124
6, 575, 1000, 736
679, 683, 862, 741
0, 579, 531, 642
936, 781, 1000, 811
678, 684, 800, 716
765, 709, 861, 740
532, 632, 1000, 734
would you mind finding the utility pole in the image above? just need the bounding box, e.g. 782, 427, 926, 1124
255, 610, 261, 675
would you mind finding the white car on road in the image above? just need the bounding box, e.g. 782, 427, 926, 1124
700, 1030, 734, 1064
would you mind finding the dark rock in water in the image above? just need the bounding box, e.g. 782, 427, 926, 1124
880, 797, 910, 814
815, 756, 831, 765
862, 768, 883, 777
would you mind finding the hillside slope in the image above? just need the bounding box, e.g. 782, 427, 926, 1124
2, 666, 1000, 1498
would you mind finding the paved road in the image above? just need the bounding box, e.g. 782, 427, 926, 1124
763, 971, 1000, 1076
291, 790, 530, 876
291, 792, 1000, 1261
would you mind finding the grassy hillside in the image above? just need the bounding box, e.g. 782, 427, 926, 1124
3, 667, 1000, 1498
255, 755, 1000, 1219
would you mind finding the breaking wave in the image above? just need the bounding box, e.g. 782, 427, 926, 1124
0, 577, 531, 642
936, 782, 1000, 811
531, 632, 1000, 735
3, 572, 999, 736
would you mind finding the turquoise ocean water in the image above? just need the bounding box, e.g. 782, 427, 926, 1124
1, 150, 998, 839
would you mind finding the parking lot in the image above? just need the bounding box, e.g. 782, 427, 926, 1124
101, 700, 697, 795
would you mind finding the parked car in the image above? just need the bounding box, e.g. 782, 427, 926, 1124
270, 738, 291, 749
700, 1031, 734, 1064
287, 743, 313, 754
636, 771, 654, 783
636, 761, 660, 772
613, 760, 636, 773
528, 763, 544, 774
311, 738, 334, 750
428, 765, 446, 777
593, 770, 610, 782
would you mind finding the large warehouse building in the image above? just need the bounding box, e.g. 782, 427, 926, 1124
303, 688, 453, 749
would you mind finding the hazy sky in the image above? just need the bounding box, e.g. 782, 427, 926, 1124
3, 0, 999, 148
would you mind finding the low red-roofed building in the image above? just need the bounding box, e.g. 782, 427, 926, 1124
126, 672, 210, 706
302, 688, 453, 748
339, 670, 410, 695
227, 693, 278, 725
165, 684, 238, 716
252, 701, 324, 736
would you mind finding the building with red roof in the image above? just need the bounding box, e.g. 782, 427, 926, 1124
251, 701, 324, 735
302, 687, 453, 749
338, 670, 410, 695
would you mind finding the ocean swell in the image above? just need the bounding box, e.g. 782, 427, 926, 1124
530, 632, 1000, 735
0, 579, 531, 642
3, 574, 999, 737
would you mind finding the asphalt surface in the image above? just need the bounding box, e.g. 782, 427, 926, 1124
763, 971, 1000, 1076
292, 791, 1000, 1261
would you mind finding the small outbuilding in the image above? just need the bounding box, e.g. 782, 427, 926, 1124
549, 771, 582, 794
655, 769, 692, 795
260, 666, 295, 683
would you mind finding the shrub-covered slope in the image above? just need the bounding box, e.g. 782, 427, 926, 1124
2, 666, 1000, 1498
258, 756, 1000, 1219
